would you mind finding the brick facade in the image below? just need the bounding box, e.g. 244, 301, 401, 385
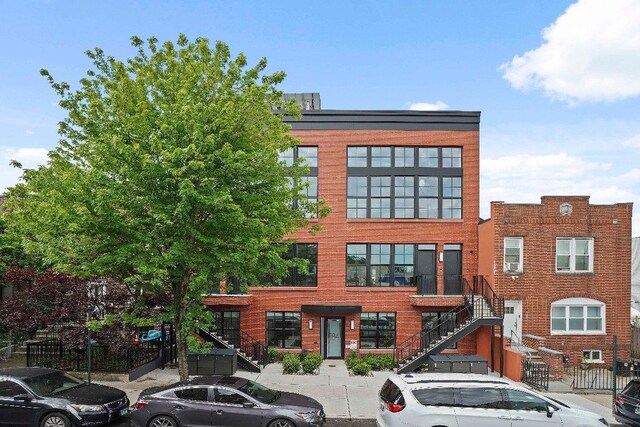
478, 196, 633, 365
203, 112, 485, 359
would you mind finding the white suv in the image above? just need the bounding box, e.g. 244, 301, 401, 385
377, 373, 609, 427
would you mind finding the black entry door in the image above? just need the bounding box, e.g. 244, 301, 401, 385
443, 247, 462, 295
416, 248, 437, 295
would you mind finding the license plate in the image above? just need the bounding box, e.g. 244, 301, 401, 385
120, 408, 129, 416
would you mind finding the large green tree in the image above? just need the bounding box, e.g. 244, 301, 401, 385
4, 35, 322, 379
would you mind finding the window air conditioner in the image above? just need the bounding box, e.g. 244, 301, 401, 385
505, 262, 521, 272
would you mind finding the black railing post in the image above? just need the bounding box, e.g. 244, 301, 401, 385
613, 335, 618, 407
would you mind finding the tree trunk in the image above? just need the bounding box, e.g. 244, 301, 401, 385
174, 273, 191, 381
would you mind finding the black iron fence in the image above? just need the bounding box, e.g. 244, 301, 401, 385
522, 361, 550, 390
570, 363, 640, 391
27, 324, 176, 374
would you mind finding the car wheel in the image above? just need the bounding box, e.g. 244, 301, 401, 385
268, 419, 295, 427
149, 415, 178, 427
40, 412, 70, 427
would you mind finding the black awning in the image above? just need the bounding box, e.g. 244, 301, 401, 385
301, 305, 362, 314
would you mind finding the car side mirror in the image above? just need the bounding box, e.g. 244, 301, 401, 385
546, 406, 556, 418
242, 402, 255, 408
14, 394, 31, 402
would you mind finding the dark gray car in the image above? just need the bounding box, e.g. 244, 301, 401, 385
130, 375, 325, 427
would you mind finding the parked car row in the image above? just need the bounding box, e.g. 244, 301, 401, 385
0, 367, 622, 427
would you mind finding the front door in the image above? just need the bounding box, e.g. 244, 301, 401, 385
504, 300, 522, 340
443, 245, 462, 295
416, 245, 437, 294
325, 317, 344, 359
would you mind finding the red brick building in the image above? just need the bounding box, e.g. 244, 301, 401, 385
202, 106, 504, 372
478, 196, 633, 365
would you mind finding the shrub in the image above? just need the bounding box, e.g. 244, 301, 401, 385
346, 350, 360, 369
364, 354, 395, 371
300, 348, 309, 363
268, 348, 282, 363
351, 360, 371, 376
282, 353, 301, 374
301, 353, 323, 374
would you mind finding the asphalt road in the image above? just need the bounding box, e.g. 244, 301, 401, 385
110, 414, 376, 426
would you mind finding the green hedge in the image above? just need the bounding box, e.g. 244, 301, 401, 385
301, 353, 323, 374
351, 360, 371, 376
282, 353, 301, 374
347, 351, 395, 375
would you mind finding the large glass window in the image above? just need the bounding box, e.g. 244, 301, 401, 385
360, 312, 396, 348
551, 298, 605, 334
347, 146, 462, 219
346, 244, 416, 287
422, 312, 457, 349
278, 243, 317, 287
556, 238, 593, 273
266, 312, 301, 348
504, 237, 523, 273
279, 146, 318, 218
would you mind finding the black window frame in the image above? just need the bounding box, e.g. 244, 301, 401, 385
360, 312, 396, 349
346, 243, 415, 287
422, 311, 458, 349
277, 243, 318, 287
211, 311, 240, 347
266, 311, 302, 349
280, 146, 318, 217
347, 146, 463, 219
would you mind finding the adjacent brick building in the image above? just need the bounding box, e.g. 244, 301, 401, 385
202, 106, 504, 367
478, 196, 633, 364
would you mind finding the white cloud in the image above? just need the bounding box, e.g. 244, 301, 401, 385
622, 133, 640, 148
407, 101, 449, 111
500, 0, 640, 104
24, 130, 34, 137
481, 151, 640, 236
0, 146, 50, 194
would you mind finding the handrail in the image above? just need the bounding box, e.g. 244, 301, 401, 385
208, 329, 268, 367
509, 330, 532, 362
394, 301, 472, 366
414, 274, 437, 295
395, 276, 504, 368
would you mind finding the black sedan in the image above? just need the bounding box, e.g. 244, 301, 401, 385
131, 375, 325, 427
616, 379, 640, 426
0, 367, 128, 427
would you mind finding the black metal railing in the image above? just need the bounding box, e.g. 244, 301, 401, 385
444, 274, 463, 295
27, 325, 176, 373
522, 361, 550, 390
415, 275, 437, 295
571, 364, 640, 390
207, 329, 268, 367
395, 303, 472, 367
472, 276, 504, 318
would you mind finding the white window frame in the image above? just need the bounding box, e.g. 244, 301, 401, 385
582, 349, 603, 363
550, 298, 605, 335
503, 237, 523, 273
555, 237, 593, 273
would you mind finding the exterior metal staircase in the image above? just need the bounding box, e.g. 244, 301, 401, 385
395, 276, 504, 374
197, 329, 266, 373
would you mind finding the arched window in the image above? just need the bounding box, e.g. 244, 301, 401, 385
550, 298, 605, 335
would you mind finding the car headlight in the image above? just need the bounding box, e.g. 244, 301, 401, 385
598, 417, 609, 426
70, 404, 106, 413
296, 411, 317, 421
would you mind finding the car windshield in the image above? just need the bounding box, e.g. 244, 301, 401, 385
238, 380, 279, 404
23, 372, 85, 397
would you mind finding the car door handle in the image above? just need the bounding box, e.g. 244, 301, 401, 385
214, 409, 223, 415
498, 415, 512, 419
511, 416, 524, 420
173, 405, 184, 410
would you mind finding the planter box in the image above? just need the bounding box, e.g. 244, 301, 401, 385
187, 349, 237, 376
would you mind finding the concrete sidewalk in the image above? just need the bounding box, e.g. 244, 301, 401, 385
97, 362, 621, 424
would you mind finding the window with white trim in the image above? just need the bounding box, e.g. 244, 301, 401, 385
504, 237, 523, 273
551, 298, 605, 335
582, 350, 602, 363
556, 238, 593, 273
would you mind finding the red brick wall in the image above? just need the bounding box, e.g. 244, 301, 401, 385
488, 196, 633, 364
206, 129, 482, 356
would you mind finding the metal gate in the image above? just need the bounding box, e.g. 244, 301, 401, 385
571, 365, 639, 391
522, 361, 550, 390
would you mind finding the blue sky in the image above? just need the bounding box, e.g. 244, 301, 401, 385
1, 0, 639, 235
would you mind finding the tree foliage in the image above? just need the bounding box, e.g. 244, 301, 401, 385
3, 35, 322, 379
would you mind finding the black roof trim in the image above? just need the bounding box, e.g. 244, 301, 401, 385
284, 110, 480, 131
